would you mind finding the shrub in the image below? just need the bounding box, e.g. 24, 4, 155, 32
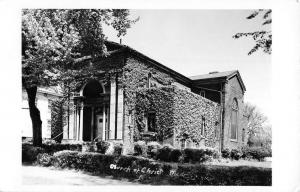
146, 141, 162, 159
113, 143, 123, 156
183, 148, 207, 163
169, 164, 272, 186
241, 146, 271, 161
95, 141, 110, 154
221, 148, 231, 158
36, 153, 53, 166
133, 141, 147, 157
205, 147, 220, 159
169, 149, 183, 162
52, 150, 79, 168
22, 144, 46, 163
82, 142, 96, 152
36, 150, 271, 186
230, 148, 243, 160
156, 145, 173, 162
40, 143, 82, 154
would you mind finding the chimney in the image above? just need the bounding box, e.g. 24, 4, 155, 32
119, 38, 122, 44
209, 71, 219, 74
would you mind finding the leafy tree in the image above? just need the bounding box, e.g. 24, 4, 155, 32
233, 9, 272, 55
22, 9, 138, 146
243, 102, 272, 149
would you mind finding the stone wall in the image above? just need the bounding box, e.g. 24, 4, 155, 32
222, 76, 247, 149
172, 88, 221, 149
134, 86, 220, 149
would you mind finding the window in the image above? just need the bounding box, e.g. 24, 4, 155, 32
145, 112, 156, 132
242, 128, 245, 142
180, 139, 186, 149
147, 73, 152, 88
231, 98, 238, 140
201, 116, 206, 136
200, 90, 205, 97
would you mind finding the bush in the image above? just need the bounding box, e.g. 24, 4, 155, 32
169, 149, 183, 162
113, 143, 123, 156
221, 148, 231, 158
40, 143, 82, 154
133, 141, 147, 157
241, 146, 271, 161
169, 164, 272, 185
146, 141, 162, 159
37, 150, 271, 185
36, 153, 53, 166
82, 142, 96, 152
22, 144, 46, 163
96, 141, 110, 154
52, 150, 79, 168
156, 145, 173, 162
183, 148, 207, 163
230, 148, 243, 160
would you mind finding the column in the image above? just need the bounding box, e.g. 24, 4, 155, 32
102, 105, 106, 141
79, 105, 84, 141
90, 107, 94, 140
76, 106, 80, 140
116, 88, 124, 139
109, 76, 116, 139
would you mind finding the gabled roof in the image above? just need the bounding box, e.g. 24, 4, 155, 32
189, 70, 237, 80
104, 41, 246, 92
190, 70, 246, 92
105, 41, 192, 86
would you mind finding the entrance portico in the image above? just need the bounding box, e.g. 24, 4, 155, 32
72, 75, 124, 142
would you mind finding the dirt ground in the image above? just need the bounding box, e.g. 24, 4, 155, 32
22, 165, 140, 185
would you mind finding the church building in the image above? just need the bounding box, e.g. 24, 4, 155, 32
22, 41, 247, 151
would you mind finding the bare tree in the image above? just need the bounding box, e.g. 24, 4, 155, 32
243, 102, 271, 148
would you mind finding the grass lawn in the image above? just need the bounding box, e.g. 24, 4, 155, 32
204, 158, 272, 168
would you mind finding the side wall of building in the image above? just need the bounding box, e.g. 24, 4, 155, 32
172, 88, 221, 149
22, 89, 60, 139
222, 76, 247, 149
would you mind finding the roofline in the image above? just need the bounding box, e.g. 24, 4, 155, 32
124, 48, 192, 86
106, 41, 246, 91
192, 71, 246, 92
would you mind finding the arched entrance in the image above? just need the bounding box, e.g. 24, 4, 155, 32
81, 80, 109, 141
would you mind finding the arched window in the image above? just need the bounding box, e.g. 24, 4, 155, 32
147, 73, 152, 88
230, 98, 238, 140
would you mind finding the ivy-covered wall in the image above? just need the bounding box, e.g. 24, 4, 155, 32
134, 86, 221, 149
135, 87, 175, 141
172, 88, 221, 148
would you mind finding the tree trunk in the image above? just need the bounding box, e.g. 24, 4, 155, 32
26, 86, 42, 146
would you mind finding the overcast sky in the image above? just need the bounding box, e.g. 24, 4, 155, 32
104, 9, 272, 120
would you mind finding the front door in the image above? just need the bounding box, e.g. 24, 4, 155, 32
95, 114, 103, 141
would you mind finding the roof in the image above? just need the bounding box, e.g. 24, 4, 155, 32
104, 41, 246, 92
189, 70, 238, 80
190, 70, 246, 92
104, 41, 192, 85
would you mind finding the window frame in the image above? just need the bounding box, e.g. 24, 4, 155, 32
144, 111, 156, 133
200, 90, 205, 97
230, 98, 239, 141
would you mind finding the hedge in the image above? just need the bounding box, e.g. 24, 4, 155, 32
35, 150, 272, 185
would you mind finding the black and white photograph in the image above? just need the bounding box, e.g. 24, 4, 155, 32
21, 9, 272, 186
0, 1, 300, 192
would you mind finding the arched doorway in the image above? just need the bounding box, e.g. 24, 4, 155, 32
81, 80, 109, 141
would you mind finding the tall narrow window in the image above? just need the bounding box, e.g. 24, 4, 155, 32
147, 73, 152, 88
200, 90, 205, 97
231, 98, 238, 140
145, 112, 156, 132
201, 116, 206, 136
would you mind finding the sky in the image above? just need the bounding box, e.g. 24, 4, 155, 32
103, 10, 272, 120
